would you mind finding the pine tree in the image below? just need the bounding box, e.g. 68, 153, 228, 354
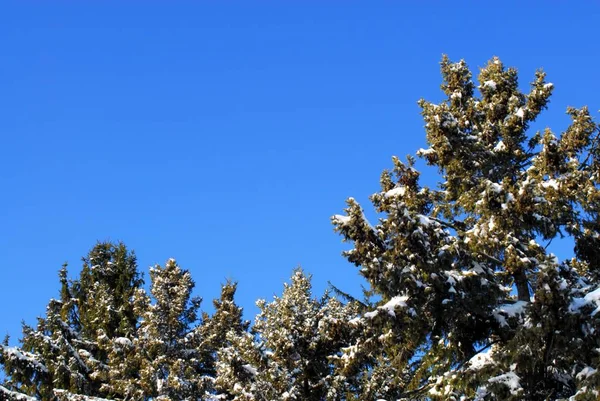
0, 264, 100, 401
200, 281, 250, 396
0, 242, 144, 401
215, 269, 358, 401
332, 56, 600, 400
75, 242, 143, 341
132, 258, 209, 400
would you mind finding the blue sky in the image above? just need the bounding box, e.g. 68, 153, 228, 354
2, 2, 599, 344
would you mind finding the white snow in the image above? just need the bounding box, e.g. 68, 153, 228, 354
242, 364, 258, 376
114, 337, 132, 347
483, 80, 497, 90
542, 179, 559, 190
54, 389, 114, 401
364, 295, 410, 319
468, 347, 495, 370
0, 385, 38, 401
493, 140, 506, 152
488, 372, 522, 394
380, 295, 409, 317
385, 186, 407, 198
496, 301, 527, 317
571, 287, 600, 316
417, 148, 435, 156
489, 182, 502, 193
332, 214, 351, 225
416, 214, 433, 226
493, 301, 527, 327
515, 107, 525, 119
576, 366, 597, 380
0, 345, 48, 373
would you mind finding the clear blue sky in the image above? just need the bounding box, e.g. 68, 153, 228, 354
2, 2, 599, 344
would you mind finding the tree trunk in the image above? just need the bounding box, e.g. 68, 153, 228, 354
514, 268, 530, 302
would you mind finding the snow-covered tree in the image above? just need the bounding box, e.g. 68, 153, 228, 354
200, 281, 250, 392
0, 242, 144, 401
75, 242, 143, 341
332, 56, 600, 400
1, 244, 243, 401
215, 269, 358, 401
132, 258, 210, 400
0, 267, 77, 400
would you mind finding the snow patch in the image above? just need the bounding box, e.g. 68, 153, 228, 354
364, 295, 411, 319
242, 364, 258, 376
380, 296, 409, 317
483, 80, 497, 90
385, 186, 407, 198
332, 214, 351, 225
576, 366, 597, 380
416, 214, 433, 226
1, 345, 48, 373
493, 301, 527, 327
468, 347, 495, 370
493, 141, 506, 152
417, 148, 435, 156
515, 107, 525, 119
542, 179, 559, 190
489, 182, 503, 193
571, 287, 600, 316
488, 372, 522, 394
0, 385, 38, 401
114, 337, 132, 347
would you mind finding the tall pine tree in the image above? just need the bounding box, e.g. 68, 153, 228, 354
214, 269, 357, 401
133, 258, 209, 400
0, 242, 144, 401
332, 56, 600, 400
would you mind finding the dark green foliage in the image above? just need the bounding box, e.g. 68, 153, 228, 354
75, 242, 143, 340
332, 56, 600, 400
214, 269, 358, 401
0, 242, 143, 400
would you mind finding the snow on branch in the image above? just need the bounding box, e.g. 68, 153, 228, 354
53, 389, 114, 401
364, 295, 415, 319
0, 345, 48, 373
0, 385, 38, 401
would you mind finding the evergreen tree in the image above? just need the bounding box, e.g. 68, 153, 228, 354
75, 242, 143, 341
200, 281, 250, 392
0, 242, 144, 401
0, 265, 100, 401
1, 245, 240, 401
332, 56, 600, 400
215, 269, 357, 401
132, 258, 209, 400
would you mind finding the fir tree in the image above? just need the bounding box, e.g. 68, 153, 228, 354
0, 264, 99, 400
332, 56, 600, 400
200, 281, 250, 393
215, 269, 357, 401
75, 242, 143, 341
133, 258, 209, 400
0, 242, 144, 401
